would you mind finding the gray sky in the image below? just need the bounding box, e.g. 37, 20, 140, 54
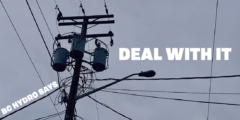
1, 0, 240, 120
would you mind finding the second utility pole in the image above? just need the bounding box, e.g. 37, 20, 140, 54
64, 18, 88, 120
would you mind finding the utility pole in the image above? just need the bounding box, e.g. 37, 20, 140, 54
52, 15, 114, 120
64, 18, 88, 120
51, 10, 156, 120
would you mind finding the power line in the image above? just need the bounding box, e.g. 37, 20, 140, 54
207, 0, 219, 120
93, 74, 240, 81
0, 1, 62, 120
26, 0, 53, 61
88, 96, 132, 120
36, 0, 56, 43
35, 110, 66, 120
53, 0, 57, 5
99, 88, 240, 95
0, 86, 62, 120
102, 90, 240, 107
92, 80, 100, 120
26, 0, 62, 120
36, 0, 73, 77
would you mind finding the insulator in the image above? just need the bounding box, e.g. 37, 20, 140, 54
62, 96, 68, 103
108, 31, 113, 35
105, 8, 109, 15
57, 43, 61, 48
68, 39, 72, 43
57, 10, 63, 21
110, 37, 114, 47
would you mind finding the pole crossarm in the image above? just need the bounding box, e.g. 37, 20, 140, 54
55, 33, 114, 40
58, 14, 114, 21
59, 20, 115, 26
86, 33, 114, 38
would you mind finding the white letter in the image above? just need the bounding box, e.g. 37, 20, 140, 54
119, 48, 130, 60
17, 99, 22, 106
52, 81, 58, 88
44, 87, 50, 93
1, 108, 7, 115
201, 48, 212, 60
22, 97, 28, 104
47, 84, 53, 90
185, 48, 189, 60
38, 89, 44, 95
131, 48, 140, 60
222, 48, 231, 60
141, 48, 153, 60
27, 95, 33, 102
32, 92, 38, 98
154, 48, 162, 60
12, 102, 19, 109
6, 106, 12, 112
166, 48, 184, 60
216, 48, 221, 60
190, 48, 200, 60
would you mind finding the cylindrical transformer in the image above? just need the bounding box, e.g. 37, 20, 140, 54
92, 48, 108, 71
52, 48, 69, 72
70, 35, 86, 60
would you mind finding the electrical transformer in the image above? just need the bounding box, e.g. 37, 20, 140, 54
70, 35, 86, 60
52, 48, 69, 72
92, 47, 108, 71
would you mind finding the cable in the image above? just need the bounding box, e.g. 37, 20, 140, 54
97, 87, 240, 95
26, 0, 53, 62
36, 0, 58, 44
53, 0, 57, 5
36, 0, 73, 77
73, 0, 82, 32
35, 110, 66, 120
92, 74, 240, 81
93, 83, 100, 120
26, 1, 62, 120
88, 96, 132, 120
102, 90, 240, 107
0, 1, 61, 119
207, 0, 219, 119
0, 86, 62, 120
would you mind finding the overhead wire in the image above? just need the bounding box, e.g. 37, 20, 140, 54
36, 0, 72, 82
102, 90, 240, 107
35, 110, 66, 120
73, 0, 82, 32
92, 74, 240, 81
207, 0, 219, 120
88, 96, 132, 120
26, 0, 52, 61
92, 74, 100, 120
0, 1, 61, 120
36, 0, 58, 44
36, 0, 66, 103
26, 0, 63, 120
91, 87, 240, 95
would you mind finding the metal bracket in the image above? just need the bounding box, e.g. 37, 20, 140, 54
84, 51, 94, 56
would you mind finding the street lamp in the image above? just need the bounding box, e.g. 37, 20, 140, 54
75, 70, 156, 101
139, 70, 156, 77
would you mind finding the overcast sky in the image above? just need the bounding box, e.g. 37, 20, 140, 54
1, 0, 240, 120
